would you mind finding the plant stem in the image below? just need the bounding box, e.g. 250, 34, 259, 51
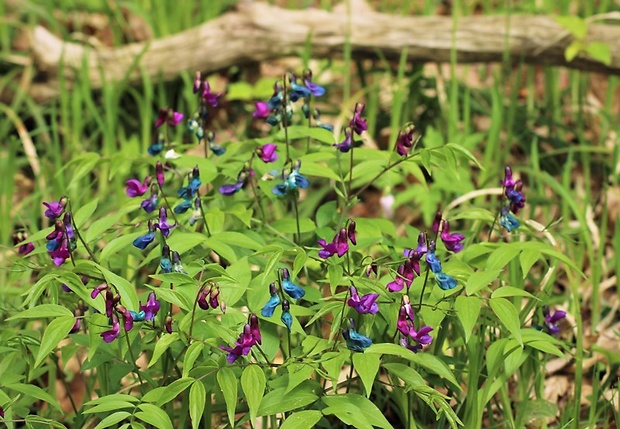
124, 332, 146, 394
157, 182, 181, 227
292, 194, 301, 245
417, 266, 431, 311
198, 200, 212, 237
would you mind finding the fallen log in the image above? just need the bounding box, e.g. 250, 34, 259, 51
21, 1, 620, 102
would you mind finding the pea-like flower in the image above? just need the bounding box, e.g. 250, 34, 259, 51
261, 283, 281, 317
155, 207, 175, 238
272, 161, 310, 197
253, 101, 271, 119
349, 102, 368, 135
281, 299, 293, 331
43, 198, 66, 220
281, 268, 305, 299
342, 318, 372, 352
160, 245, 172, 273
133, 220, 156, 250
440, 220, 465, 253
154, 108, 184, 129
101, 316, 121, 343
542, 306, 566, 335
395, 125, 415, 156
125, 176, 151, 197
500, 206, 520, 232
303, 69, 326, 97
200, 81, 221, 107
333, 128, 353, 153
257, 143, 278, 163
148, 133, 165, 156
221, 314, 262, 363
13, 231, 35, 255
140, 292, 161, 321
140, 185, 159, 213
347, 285, 379, 315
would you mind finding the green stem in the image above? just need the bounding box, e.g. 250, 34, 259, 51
157, 182, 181, 227
417, 266, 431, 311
291, 194, 302, 245
198, 200, 212, 237
124, 332, 146, 394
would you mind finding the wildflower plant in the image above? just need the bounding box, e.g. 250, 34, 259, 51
3, 66, 581, 429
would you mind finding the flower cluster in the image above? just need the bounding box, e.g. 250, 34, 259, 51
260, 270, 305, 331
198, 282, 225, 313
132, 207, 176, 250
397, 296, 433, 353
221, 314, 261, 363
318, 220, 356, 259
92, 285, 160, 343
395, 124, 416, 156
499, 167, 526, 232
347, 285, 379, 315
189, 73, 225, 155
43, 197, 76, 266
175, 166, 202, 214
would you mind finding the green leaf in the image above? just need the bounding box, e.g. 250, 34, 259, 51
486, 245, 521, 271
217, 367, 238, 426
271, 218, 316, 234
73, 198, 99, 229
35, 316, 76, 368
519, 250, 540, 279
97, 265, 139, 310
94, 411, 132, 429
154, 377, 195, 406
148, 333, 179, 368
455, 295, 481, 343
241, 365, 266, 422
183, 342, 204, 378
84, 401, 135, 414
8, 304, 72, 320
383, 363, 426, 388
280, 410, 323, 429
465, 269, 500, 295
565, 40, 583, 61
322, 394, 394, 429
174, 156, 217, 184
489, 298, 523, 345
300, 161, 341, 181
135, 403, 173, 429
365, 343, 459, 389
586, 41, 611, 65
286, 363, 314, 393
352, 353, 380, 398
491, 286, 537, 300
258, 384, 318, 416
85, 213, 121, 243
189, 380, 206, 429
555, 16, 588, 39
7, 383, 62, 411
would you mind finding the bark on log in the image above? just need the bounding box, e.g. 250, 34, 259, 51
23, 1, 620, 102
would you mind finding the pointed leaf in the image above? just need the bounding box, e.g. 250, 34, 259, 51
489, 297, 523, 345
189, 380, 206, 429
352, 353, 380, 398
35, 316, 76, 368
217, 367, 238, 426
241, 365, 266, 423
455, 295, 481, 343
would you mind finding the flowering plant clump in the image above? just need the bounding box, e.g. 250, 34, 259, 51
4, 66, 577, 429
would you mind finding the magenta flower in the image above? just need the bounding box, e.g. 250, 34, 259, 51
201, 81, 222, 107
349, 102, 368, 135
19, 242, 35, 255
253, 101, 271, 119
43, 200, 65, 220
125, 176, 151, 197
432, 211, 442, 233
440, 220, 465, 253
155, 207, 175, 238
318, 226, 355, 259
154, 108, 184, 129
101, 316, 120, 343
542, 306, 566, 335
395, 126, 415, 156
90, 284, 108, 299
221, 315, 261, 363
258, 143, 278, 163
347, 286, 379, 314
387, 258, 416, 292
155, 162, 165, 186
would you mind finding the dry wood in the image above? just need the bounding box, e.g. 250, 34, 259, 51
20, 1, 620, 101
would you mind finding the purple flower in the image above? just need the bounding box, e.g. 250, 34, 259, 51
303, 69, 326, 97
201, 81, 221, 107
140, 292, 161, 321
43, 199, 65, 219
318, 228, 350, 259
104, 291, 117, 318
140, 190, 159, 213
220, 171, 250, 196
404, 232, 427, 258
253, 101, 271, 119
19, 242, 35, 255
198, 285, 221, 310
155, 162, 165, 187
432, 211, 442, 234
387, 259, 416, 292
507, 184, 526, 214
165, 316, 173, 334
101, 316, 120, 343
501, 166, 518, 190
258, 143, 278, 163
63, 212, 74, 240
193, 71, 202, 93
69, 317, 81, 334
155, 207, 175, 238
440, 220, 465, 253
154, 108, 184, 129
543, 306, 566, 335
347, 221, 357, 245
125, 176, 151, 197
118, 307, 134, 332
91, 283, 108, 299
395, 126, 415, 156
349, 102, 368, 135
333, 128, 353, 153
347, 286, 379, 315
221, 315, 261, 363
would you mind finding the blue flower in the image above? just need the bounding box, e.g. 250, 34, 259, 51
160, 245, 172, 273
425, 250, 442, 273
272, 161, 310, 197
174, 200, 193, 214
281, 268, 305, 299
289, 82, 311, 102
133, 222, 156, 250
342, 319, 372, 352
434, 272, 457, 290
500, 207, 520, 232
129, 310, 146, 322
280, 300, 293, 331
261, 283, 281, 317
210, 143, 226, 156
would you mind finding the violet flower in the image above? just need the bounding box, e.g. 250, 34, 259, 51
43, 199, 66, 220
258, 143, 278, 163
349, 102, 368, 135
303, 70, 326, 97
155, 207, 175, 238
201, 81, 221, 107
140, 292, 161, 321
395, 126, 415, 156
347, 285, 379, 315
174, 200, 193, 214
432, 211, 442, 234
154, 108, 184, 129
155, 162, 165, 187
542, 306, 566, 335
333, 128, 353, 153
14, 231, 35, 255
221, 315, 261, 363
140, 187, 159, 213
